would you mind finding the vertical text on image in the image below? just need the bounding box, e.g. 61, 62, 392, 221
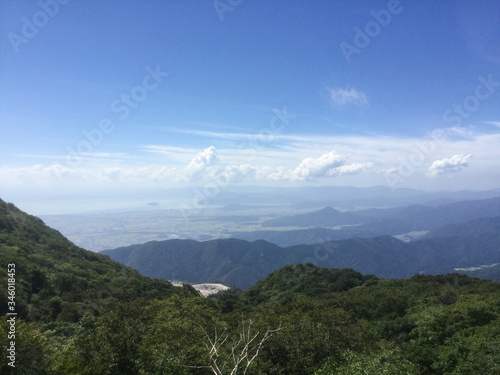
6, 263, 17, 368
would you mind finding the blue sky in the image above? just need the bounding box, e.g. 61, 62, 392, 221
1, 0, 500, 213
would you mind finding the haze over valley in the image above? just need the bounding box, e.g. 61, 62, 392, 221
32, 186, 500, 289
39, 185, 500, 252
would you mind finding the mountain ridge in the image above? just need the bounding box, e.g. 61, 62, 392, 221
232, 197, 500, 246
261, 206, 363, 227
102, 230, 500, 289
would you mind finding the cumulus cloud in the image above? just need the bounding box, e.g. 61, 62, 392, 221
177, 148, 371, 184
182, 146, 219, 181
292, 151, 344, 180
3, 125, 500, 193
177, 148, 372, 183
427, 154, 472, 177
271, 151, 372, 181
186, 146, 219, 169
0, 147, 377, 190
328, 87, 367, 106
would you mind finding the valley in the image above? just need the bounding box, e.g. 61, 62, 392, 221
40, 204, 302, 251
39, 186, 500, 252
35, 187, 500, 288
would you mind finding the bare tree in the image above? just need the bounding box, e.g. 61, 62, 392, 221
185, 320, 281, 375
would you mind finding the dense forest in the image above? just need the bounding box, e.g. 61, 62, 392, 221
1, 198, 500, 374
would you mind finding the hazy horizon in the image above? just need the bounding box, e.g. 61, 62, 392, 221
4, 184, 500, 216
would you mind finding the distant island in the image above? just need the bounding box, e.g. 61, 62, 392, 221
147, 201, 160, 206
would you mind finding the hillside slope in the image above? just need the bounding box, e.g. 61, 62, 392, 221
0, 198, 193, 323
103, 238, 286, 289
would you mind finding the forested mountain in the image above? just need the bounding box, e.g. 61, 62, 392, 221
231, 227, 359, 247
102, 238, 286, 289
238, 264, 500, 374
2, 198, 500, 374
102, 230, 500, 289
0, 198, 196, 374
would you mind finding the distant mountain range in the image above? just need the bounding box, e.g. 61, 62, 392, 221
102, 220, 500, 289
101, 197, 500, 289
424, 216, 500, 242
232, 197, 500, 246
209, 185, 500, 210
260, 207, 363, 227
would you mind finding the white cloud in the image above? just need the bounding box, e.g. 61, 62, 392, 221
186, 146, 219, 169
292, 151, 344, 180
427, 154, 472, 177
206, 150, 372, 183
328, 87, 367, 106
3, 126, 500, 191
182, 146, 219, 181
